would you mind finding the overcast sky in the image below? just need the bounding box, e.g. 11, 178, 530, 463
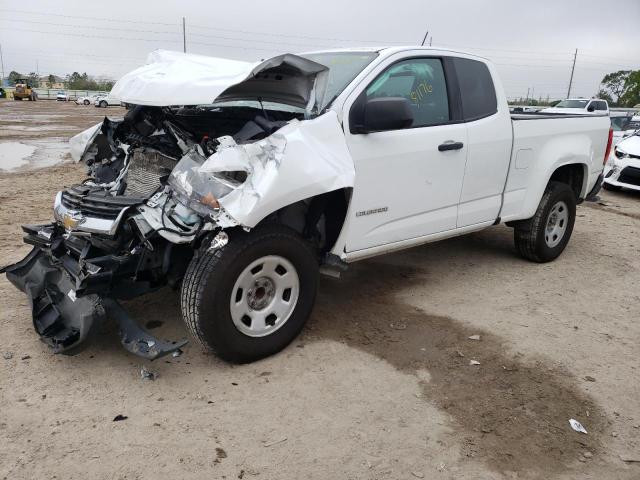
1, 0, 639, 100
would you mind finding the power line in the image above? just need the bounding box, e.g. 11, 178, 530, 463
0, 18, 181, 35
187, 22, 407, 45
1, 26, 183, 44
0, 8, 178, 26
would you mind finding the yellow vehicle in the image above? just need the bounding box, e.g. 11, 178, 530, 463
13, 79, 37, 101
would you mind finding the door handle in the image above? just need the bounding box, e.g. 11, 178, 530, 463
438, 141, 464, 152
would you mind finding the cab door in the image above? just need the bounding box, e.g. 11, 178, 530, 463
342, 55, 468, 252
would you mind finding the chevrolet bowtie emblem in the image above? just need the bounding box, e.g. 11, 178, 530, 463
62, 211, 84, 231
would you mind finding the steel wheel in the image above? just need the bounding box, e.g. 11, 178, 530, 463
230, 255, 300, 337
544, 200, 568, 248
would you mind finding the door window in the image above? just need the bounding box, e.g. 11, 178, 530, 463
365, 58, 450, 127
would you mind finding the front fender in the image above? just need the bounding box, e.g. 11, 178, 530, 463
215, 111, 355, 228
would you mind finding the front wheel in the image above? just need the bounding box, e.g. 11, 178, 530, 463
181, 225, 318, 363
514, 181, 576, 263
100, 100, 107, 108
83, 99, 90, 105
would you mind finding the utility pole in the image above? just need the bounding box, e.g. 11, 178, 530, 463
0, 43, 5, 86
421, 30, 429, 46
567, 48, 578, 98
526, 87, 530, 103
182, 17, 187, 53
429, 36, 433, 46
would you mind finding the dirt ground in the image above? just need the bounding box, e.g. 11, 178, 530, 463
1, 99, 639, 480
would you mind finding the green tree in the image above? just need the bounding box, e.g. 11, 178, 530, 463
600, 70, 631, 105
64, 71, 114, 91
8, 71, 23, 86
27, 72, 39, 88
619, 71, 640, 107
596, 89, 614, 105
47, 74, 56, 87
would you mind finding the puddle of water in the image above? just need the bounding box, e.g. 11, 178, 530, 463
27, 138, 71, 169
2, 125, 78, 132
0, 139, 70, 172
0, 114, 67, 123
0, 142, 37, 170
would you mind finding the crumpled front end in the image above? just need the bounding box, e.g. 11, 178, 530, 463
3, 51, 355, 359
2, 224, 188, 359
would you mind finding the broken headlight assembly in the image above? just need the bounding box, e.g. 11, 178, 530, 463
168, 147, 248, 218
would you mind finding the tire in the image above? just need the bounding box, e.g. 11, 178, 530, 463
181, 225, 318, 363
602, 182, 622, 192
84, 100, 90, 105
514, 181, 576, 263
100, 100, 107, 108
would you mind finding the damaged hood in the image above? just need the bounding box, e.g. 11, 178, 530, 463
110, 50, 329, 111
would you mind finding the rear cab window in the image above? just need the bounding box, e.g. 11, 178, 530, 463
453, 57, 498, 121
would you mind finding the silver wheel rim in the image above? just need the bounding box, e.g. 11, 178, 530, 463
230, 255, 300, 337
545, 200, 569, 248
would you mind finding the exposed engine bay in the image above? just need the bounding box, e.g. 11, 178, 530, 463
1, 51, 356, 359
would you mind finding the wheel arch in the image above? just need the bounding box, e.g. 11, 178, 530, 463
254, 187, 352, 255
548, 162, 588, 201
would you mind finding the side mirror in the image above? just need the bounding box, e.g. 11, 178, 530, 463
587, 105, 595, 112
351, 97, 414, 134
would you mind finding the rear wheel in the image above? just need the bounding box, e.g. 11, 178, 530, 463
514, 181, 576, 263
100, 100, 107, 108
181, 225, 318, 363
83, 99, 90, 105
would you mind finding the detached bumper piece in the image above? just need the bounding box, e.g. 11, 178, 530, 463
2, 225, 187, 360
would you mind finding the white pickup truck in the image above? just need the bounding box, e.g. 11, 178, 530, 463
3, 47, 612, 363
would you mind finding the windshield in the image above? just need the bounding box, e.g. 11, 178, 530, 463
300, 51, 379, 109
611, 117, 631, 131
624, 120, 640, 132
554, 99, 589, 109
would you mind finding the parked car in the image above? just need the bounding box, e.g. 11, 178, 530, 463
56, 91, 69, 101
2, 47, 612, 363
604, 130, 640, 192
610, 112, 636, 146
94, 94, 120, 108
541, 98, 609, 115
75, 94, 105, 106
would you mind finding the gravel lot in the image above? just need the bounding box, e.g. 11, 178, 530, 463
1, 99, 639, 479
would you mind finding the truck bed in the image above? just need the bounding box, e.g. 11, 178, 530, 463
499, 112, 611, 223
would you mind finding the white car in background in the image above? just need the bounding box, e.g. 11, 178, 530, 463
76, 94, 106, 106
541, 98, 609, 115
56, 91, 69, 101
604, 130, 640, 191
94, 94, 120, 108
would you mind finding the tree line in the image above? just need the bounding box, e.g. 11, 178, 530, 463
598, 70, 640, 107
6, 71, 114, 91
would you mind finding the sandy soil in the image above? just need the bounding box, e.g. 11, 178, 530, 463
0, 99, 639, 480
